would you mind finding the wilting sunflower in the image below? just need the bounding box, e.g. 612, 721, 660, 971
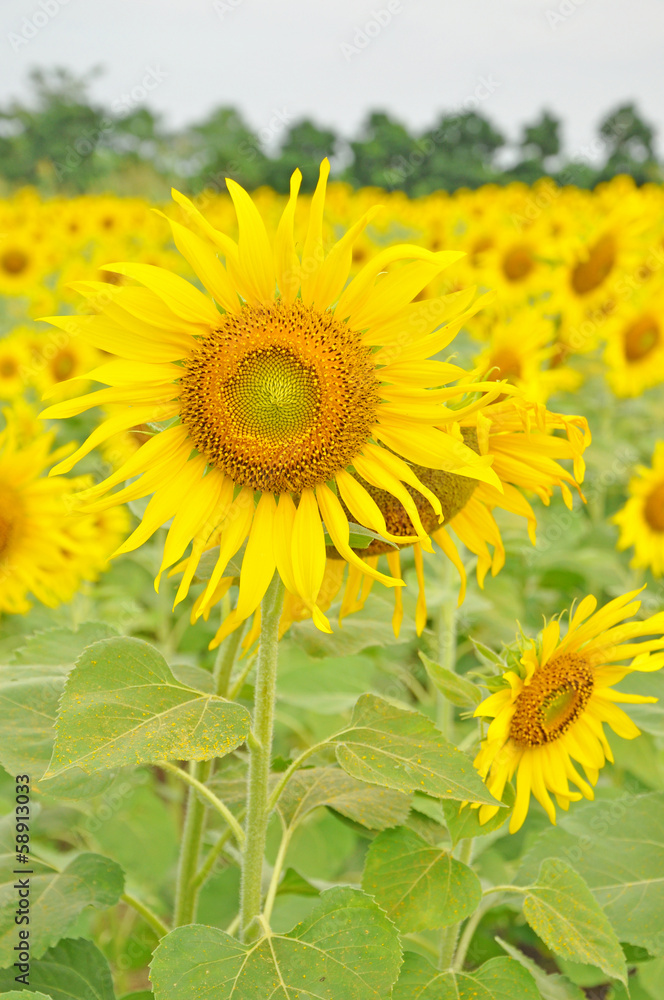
473, 588, 664, 833
0, 404, 126, 614
613, 442, 664, 577
41, 161, 507, 640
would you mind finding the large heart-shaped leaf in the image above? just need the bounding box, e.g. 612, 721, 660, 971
0, 624, 117, 780
362, 825, 481, 932
150, 887, 402, 999
516, 792, 664, 956
0, 937, 115, 1000
47, 637, 250, 775
277, 766, 410, 830
393, 953, 541, 999
333, 695, 497, 804
522, 860, 627, 985
0, 854, 124, 965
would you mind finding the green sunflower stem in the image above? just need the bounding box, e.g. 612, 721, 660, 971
214, 616, 247, 698
436, 557, 457, 739
239, 574, 285, 942
439, 837, 474, 970
173, 758, 211, 927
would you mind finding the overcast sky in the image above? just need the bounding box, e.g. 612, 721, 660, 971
2, 0, 664, 158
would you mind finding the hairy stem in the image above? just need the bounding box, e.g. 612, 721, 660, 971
173, 759, 211, 927
436, 556, 457, 739
214, 617, 247, 698
239, 575, 285, 942
121, 891, 170, 938
160, 759, 245, 845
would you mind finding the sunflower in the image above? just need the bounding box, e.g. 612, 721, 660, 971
473, 588, 664, 833
602, 290, 664, 398
0, 404, 126, 615
41, 161, 507, 641
234, 396, 589, 643
0, 333, 31, 401
473, 313, 583, 404
613, 442, 664, 577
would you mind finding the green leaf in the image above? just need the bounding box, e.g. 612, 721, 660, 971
522, 859, 627, 985
277, 766, 411, 830
393, 953, 541, 999
361, 826, 481, 932
150, 887, 402, 999
0, 624, 117, 779
442, 783, 515, 845
324, 521, 397, 551
0, 994, 53, 999
418, 652, 483, 707
276, 868, 320, 898
289, 602, 416, 657
516, 792, 664, 956
46, 637, 251, 775
277, 645, 377, 714
0, 937, 115, 1000
496, 937, 586, 1000
0, 853, 124, 964
333, 694, 497, 804
120, 994, 153, 1000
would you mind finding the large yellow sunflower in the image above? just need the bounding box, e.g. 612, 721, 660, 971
613, 442, 664, 577
0, 404, 126, 614
41, 161, 506, 639
473, 588, 664, 833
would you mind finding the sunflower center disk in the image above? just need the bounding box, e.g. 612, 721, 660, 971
644, 482, 664, 532
327, 428, 481, 557
179, 300, 380, 494
623, 315, 660, 362
571, 234, 616, 295
509, 653, 594, 746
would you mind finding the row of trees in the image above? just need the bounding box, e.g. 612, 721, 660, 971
1, 68, 661, 196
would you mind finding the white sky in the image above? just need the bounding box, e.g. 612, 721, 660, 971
2, 0, 663, 158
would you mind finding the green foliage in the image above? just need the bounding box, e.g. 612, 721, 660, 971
516, 792, 664, 956
333, 694, 497, 803
522, 859, 627, 985
496, 938, 586, 1000
0, 624, 117, 780
150, 888, 402, 999
277, 766, 410, 830
442, 783, 515, 845
362, 825, 481, 931
0, 937, 115, 1000
418, 651, 483, 707
0, 854, 123, 965
393, 954, 541, 999
0, 68, 661, 194
47, 637, 250, 775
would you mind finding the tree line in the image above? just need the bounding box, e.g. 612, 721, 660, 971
0, 68, 661, 197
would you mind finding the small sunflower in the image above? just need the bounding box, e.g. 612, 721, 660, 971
0, 333, 31, 401
613, 443, 664, 576
41, 161, 506, 641
0, 404, 126, 615
602, 291, 664, 398
473, 588, 664, 833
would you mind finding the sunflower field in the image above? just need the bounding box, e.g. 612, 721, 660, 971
1, 165, 664, 1000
